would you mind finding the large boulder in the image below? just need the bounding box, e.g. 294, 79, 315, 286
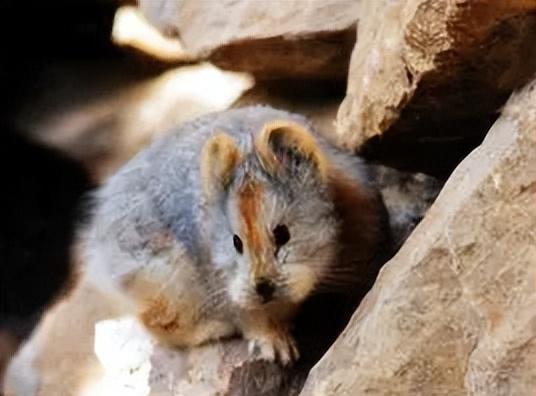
14, 62, 253, 183
336, 0, 536, 175
138, 0, 361, 80
300, 76, 536, 395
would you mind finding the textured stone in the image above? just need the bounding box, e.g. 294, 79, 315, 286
337, 0, 536, 175
0, 330, 18, 393
15, 62, 253, 183
2, 282, 301, 396
138, 0, 361, 79
300, 76, 536, 396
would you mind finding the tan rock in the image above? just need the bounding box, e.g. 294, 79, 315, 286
15, 62, 253, 183
138, 0, 361, 79
111, 6, 196, 63
337, 0, 536, 172
300, 76, 536, 395
3, 280, 294, 396
0, 330, 19, 393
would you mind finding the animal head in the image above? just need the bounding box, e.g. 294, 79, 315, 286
200, 120, 338, 310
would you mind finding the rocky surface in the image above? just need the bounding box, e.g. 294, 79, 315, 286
0, 331, 18, 393
300, 76, 536, 396
3, 280, 279, 396
138, 0, 360, 79
336, 0, 536, 176
3, 280, 302, 396
14, 62, 253, 183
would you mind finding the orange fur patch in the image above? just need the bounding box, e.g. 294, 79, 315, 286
201, 132, 241, 199
327, 169, 387, 288
255, 120, 329, 179
238, 181, 267, 277
139, 296, 180, 332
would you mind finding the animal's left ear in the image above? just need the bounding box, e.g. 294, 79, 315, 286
255, 120, 328, 179
201, 132, 242, 200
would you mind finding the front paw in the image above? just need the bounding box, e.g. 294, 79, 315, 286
247, 331, 299, 366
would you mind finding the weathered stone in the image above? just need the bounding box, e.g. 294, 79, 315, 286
300, 76, 536, 395
15, 62, 253, 183
112, 5, 196, 63
337, 0, 536, 175
138, 0, 361, 79
2, 279, 302, 396
0, 330, 18, 393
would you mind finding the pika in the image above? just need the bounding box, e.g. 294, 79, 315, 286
81, 106, 388, 365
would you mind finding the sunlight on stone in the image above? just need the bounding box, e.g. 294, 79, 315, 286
18, 62, 254, 182
80, 317, 154, 396
112, 6, 193, 62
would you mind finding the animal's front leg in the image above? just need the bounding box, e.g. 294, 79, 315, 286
242, 315, 299, 365
139, 295, 237, 347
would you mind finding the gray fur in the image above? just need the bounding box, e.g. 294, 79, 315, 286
83, 107, 366, 281
80, 106, 378, 358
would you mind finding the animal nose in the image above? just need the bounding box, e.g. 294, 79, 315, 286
255, 279, 275, 303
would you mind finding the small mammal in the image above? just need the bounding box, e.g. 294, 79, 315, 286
82, 106, 387, 364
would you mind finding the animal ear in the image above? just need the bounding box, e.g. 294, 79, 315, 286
255, 120, 328, 179
201, 132, 241, 199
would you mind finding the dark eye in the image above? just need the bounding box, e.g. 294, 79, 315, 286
233, 234, 243, 254
273, 224, 290, 247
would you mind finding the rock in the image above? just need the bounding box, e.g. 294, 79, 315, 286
336, 0, 536, 176
0, 330, 18, 392
112, 5, 196, 63
15, 62, 253, 183
3, 281, 122, 396
88, 316, 286, 396
2, 280, 301, 396
300, 76, 536, 395
137, 0, 360, 79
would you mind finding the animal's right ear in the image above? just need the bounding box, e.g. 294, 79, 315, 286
200, 132, 242, 200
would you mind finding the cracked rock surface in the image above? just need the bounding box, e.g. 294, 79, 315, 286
337, 0, 536, 176
299, 76, 536, 396
138, 0, 361, 80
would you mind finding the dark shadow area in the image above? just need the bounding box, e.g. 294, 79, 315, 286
361, 117, 492, 179
0, 0, 120, 379
0, 0, 118, 322
0, 129, 94, 339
